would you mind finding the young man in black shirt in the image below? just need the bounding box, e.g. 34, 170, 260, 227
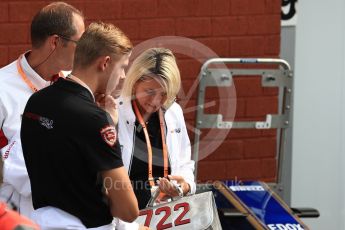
21, 22, 139, 229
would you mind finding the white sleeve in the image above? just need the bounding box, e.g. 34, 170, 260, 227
0, 82, 32, 199
174, 106, 196, 194
0, 98, 5, 130
0, 96, 9, 153
2, 133, 31, 197
0, 96, 8, 136
114, 218, 140, 230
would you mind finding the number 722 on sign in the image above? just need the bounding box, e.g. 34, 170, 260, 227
138, 202, 191, 229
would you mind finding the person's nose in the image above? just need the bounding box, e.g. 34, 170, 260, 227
151, 94, 164, 107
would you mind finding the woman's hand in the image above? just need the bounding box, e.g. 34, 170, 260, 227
156, 175, 190, 202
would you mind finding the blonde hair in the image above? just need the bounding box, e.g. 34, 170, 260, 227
122, 48, 181, 109
74, 22, 132, 68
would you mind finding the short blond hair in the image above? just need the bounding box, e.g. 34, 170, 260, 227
74, 22, 132, 68
122, 48, 181, 109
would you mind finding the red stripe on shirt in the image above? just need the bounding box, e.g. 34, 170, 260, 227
0, 129, 8, 149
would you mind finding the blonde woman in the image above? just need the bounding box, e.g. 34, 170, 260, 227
116, 48, 195, 229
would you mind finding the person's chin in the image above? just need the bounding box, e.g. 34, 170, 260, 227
142, 107, 152, 114
149, 108, 160, 114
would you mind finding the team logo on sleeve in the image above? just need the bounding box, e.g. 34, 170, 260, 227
100, 125, 117, 147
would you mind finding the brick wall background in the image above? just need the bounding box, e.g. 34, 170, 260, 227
0, 0, 281, 182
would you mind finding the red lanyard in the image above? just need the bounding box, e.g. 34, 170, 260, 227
132, 100, 169, 187
17, 54, 64, 93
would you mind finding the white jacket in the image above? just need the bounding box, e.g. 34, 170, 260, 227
31, 206, 115, 230
114, 97, 195, 229
0, 53, 51, 217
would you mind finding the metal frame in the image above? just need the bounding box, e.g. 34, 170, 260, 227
193, 58, 293, 198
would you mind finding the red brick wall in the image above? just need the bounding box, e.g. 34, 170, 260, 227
0, 0, 281, 182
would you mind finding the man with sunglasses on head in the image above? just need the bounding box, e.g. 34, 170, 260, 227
0, 1, 84, 218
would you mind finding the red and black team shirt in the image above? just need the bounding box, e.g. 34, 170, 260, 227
20, 78, 123, 228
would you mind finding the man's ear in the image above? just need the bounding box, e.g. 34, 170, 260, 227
47, 35, 60, 51
97, 56, 111, 72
